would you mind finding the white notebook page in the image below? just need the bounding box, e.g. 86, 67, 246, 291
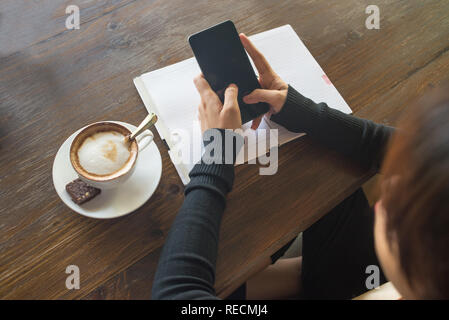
135, 25, 351, 184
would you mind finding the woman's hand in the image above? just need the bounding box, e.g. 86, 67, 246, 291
194, 74, 242, 133
240, 33, 288, 129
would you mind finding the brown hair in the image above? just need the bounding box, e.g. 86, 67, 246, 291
381, 86, 449, 299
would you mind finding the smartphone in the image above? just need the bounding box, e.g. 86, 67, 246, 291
189, 20, 269, 124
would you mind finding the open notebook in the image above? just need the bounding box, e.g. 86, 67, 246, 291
134, 25, 352, 184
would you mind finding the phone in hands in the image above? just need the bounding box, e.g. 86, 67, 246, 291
189, 20, 269, 124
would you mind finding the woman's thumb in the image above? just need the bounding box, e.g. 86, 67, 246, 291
243, 89, 277, 104
223, 84, 238, 109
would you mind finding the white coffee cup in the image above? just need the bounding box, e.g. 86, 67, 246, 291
70, 121, 154, 189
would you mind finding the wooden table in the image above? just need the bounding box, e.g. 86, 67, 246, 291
1, 0, 448, 299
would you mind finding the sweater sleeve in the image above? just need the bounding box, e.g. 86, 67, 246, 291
270, 85, 395, 172
151, 128, 244, 300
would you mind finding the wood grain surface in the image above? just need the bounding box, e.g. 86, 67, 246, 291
1, 0, 448, 299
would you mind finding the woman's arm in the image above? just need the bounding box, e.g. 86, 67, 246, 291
240, 34, 394, 172
151, 147, 234, 300
152, 76, 244, 300
270, 86, 394, 171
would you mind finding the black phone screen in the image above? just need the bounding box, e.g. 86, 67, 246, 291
189, 20, 269, 124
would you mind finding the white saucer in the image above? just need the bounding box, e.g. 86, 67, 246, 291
52, 121, 162, 219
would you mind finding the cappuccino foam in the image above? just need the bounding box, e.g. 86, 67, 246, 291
78, 131, 131, 175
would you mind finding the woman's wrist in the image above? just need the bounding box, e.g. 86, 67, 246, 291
269, 85, 317, 133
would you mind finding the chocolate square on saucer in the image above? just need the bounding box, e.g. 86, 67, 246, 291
66, 178, 101, 205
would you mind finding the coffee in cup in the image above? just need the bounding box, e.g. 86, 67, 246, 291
77, 130, 132, 176
70, 121, 154, 189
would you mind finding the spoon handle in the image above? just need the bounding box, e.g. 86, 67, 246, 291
129, 113, 158, 140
